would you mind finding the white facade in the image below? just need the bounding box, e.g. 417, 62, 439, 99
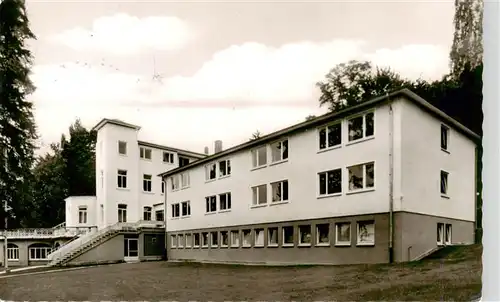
165, 95, 478, 232
65, 196, 97, 228
65, 119, 206, 230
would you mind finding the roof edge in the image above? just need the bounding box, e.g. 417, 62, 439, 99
158, 89, 479, 178
137, 140, 207, 159
92, 118, 141, 132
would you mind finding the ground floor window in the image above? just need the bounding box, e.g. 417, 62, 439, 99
7, 243, 19, 261
230, 230, 240, 247
242, 229, 252, 247
28, 244, 52, 260
357, 221, 375, 245
202, 232, 209, 247
171, 235, 177, 248
193, 233, 200, 247
254, 229, 264, 247
316, 224, 330, 246
298, 225, 312, 246
282, 226, 294, 247
268, 228, 278, 247
185, 234, 192, 247
437, 222, 452, 245
220, 231, 229, 247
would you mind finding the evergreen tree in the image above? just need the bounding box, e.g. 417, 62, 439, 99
0, 0, 38, 228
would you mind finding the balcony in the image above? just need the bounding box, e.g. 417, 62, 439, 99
0, 223, 97, 239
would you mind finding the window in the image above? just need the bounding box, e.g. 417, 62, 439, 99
178, 234, 184, 248
78, 206, 87, 224
437, 223, 444, 245
28, 243, 52, 260
205, 163, 216, 181
316, 224, 330, 245
185, 234, 192, 248
201, 232, 209, 247
319, 169, 342, 196
271, 180, 289, 203
251, 146, 267, 168
210, 232, 218, 247
268, 227, 278, 247
179, 156, 190, 167
299, 225, 312, 246
181, 201, 191, 217
171, 203, 180, 218
348, 162, 375, 191
117, 170, 127, 188
282, 226, 294, 246
254, 229, 264, 247
348, 112, 374, 142
357, 221, 375, 245
445, 224, 452, 244
441, 125, 449, 151
220, 231, 229, 247
441, 170, 449, 195
143, 174, 152, 192
271, 139, 288, 162
143, 206, 152, 221
163, 151, 174, 163
161, 181, 165, 194
219, 159, 231, 177
181, 173, 190, 188
205, 196, 217, 213
193, 233, 200, 247
219, 192, 232, 211
171, 175, 180, 191
335, 222, 351, 245
118, 204, 127, 223
242, 229, 252, 247
155, 210, 164, 221
7, 243, 19, 261
252, 185, 267, 205
118, 141, 127, 155
140, 147, 152, 160
230, 230, 240, 247
171, 235, 177, 248
319, 123, 342, 150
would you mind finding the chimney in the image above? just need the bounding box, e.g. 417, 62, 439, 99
204, 146, 209, 155
214, 140, 223, 154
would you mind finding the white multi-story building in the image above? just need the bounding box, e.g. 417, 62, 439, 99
161, 89, 479, 265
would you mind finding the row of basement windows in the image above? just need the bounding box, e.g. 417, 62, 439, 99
6, 243, 52, 261
170, 220, 375, 249
117, 141, 190, 166
117, 170, 180, 194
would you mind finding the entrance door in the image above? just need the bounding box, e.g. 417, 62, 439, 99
124, 238, 139, 262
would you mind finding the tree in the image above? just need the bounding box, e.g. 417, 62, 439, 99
0, 0, 38, 228
449, 0, 483, 76
249, 130, 261, 141
31, 143, 67, 227
316, 60, 416, 112
305, 115, 316, 121
61, 119, 97, 197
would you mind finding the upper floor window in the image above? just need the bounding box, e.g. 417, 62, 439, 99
348, 162, 375, 191
143, 206, 152, 221
78, 206, 88, 224
181, 201, 191, 217
171, 175, 180, 191
319, 168, 342, 196
140, 147, 152, 160
252, 184, 267, 205
319, 123, 341, 150
251, 146, 267, 168
180, 172, 190, 188
171, 203, 180, 218
441, 125, 449, 151
143, 174, 152, 192
348, 112, 374, 142
156, 210, 164, 221
205, 163, 216, 181
117, 169, 127, 188
219, 159, 231, 177
179, 156, 190, 167
440, 170, 449, 196
271, 180, 289, 203
118, 204, 127, 223
219, 192, 232, 211
161, 181, 165, 194
118, 141, 127, 155
163, 151, 174, 163
205, 195, 217, 213
271, 139, 288, 163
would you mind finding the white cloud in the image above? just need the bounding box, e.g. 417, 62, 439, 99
50, 13, 193, 55
31, 39, 450, 155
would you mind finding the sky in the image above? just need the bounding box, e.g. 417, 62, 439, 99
26, 0, 455, 155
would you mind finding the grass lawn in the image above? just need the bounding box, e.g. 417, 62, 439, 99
0, 245, 481, 301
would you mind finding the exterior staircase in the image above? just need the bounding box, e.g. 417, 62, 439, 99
47, 220, 164, 267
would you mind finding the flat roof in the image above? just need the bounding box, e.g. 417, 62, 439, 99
159, 88, 480, 178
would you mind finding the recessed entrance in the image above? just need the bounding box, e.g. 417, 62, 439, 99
124, 237, 139, 262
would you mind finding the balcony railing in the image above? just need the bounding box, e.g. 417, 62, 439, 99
0, 226, 97, 239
